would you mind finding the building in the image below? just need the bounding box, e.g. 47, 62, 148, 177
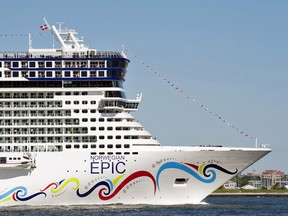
223, 180, 237, 189
261, 170, 284, 189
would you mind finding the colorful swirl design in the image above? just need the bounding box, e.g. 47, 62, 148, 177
0, 161, 237, 203
156, 162, 238, 190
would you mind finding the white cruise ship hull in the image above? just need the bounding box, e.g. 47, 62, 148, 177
0, 146, 270, 206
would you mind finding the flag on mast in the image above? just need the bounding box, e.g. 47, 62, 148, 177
40, 24, 48, 30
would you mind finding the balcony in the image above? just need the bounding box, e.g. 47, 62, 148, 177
99, 94, 142, 112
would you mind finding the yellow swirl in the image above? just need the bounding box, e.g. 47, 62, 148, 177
50, 177, 80, 194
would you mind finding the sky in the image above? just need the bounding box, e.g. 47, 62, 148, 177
1, 0, 287, 173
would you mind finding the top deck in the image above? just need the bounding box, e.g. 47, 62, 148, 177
0, 50, 127, 60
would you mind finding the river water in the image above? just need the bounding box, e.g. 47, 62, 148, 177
0, 196, 287, 216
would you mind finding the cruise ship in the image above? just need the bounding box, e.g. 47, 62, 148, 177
0, 19, 270, 206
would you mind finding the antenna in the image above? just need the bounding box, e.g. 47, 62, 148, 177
56, 22, 65, 31
121, 45, 125, 54
43, 17, 51, 29
28, 32, 32, 49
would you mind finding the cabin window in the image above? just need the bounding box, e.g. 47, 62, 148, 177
12, 71, 19, 77
0, 157, 6, 164
98, 71, 105, 77
29, 71, 36, 77
46, 71, 53, 77
29, 62, 36, 67
64, 71, 71, 77
46, 62, 53, 67
12, 62, 19, 67
81, 71, 87, 77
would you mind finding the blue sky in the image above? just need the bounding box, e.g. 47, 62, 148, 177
1, 0, 287, 173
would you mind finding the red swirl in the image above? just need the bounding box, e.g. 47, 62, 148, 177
99, 170, 156, 200
41, 182, 58, 192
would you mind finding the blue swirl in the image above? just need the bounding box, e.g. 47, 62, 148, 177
76, 181, 111, 198
156, 162, 216, 190
106, 179, 113, 191
0, 186, 27, 200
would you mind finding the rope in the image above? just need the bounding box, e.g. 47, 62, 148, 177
126, 49, 254, 141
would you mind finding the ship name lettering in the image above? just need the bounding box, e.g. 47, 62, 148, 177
90, 161, 126, 174
90, 155, 125, 161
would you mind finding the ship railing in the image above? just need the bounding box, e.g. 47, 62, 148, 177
99, 98, 140, 112
0, 51, 126, 59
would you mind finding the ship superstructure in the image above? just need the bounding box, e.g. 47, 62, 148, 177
0, 20, 270, 206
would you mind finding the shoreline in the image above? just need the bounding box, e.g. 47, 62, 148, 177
210, 192, 288, 196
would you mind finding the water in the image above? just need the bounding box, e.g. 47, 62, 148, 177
0, 196, 287, 216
